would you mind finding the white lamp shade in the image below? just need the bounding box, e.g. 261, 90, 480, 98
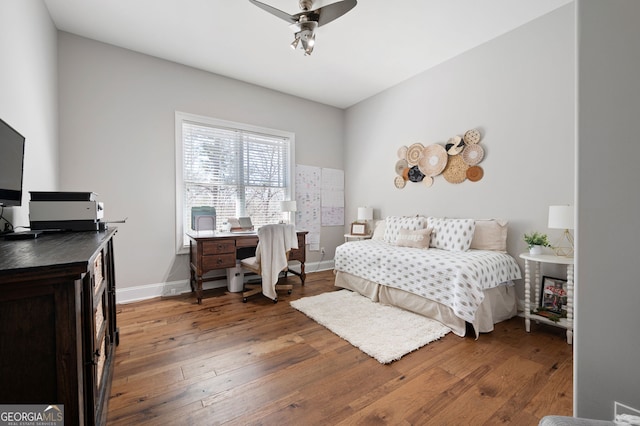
357, 207, 373, 221
548, 205, 574, 229
280, 200, 297, 212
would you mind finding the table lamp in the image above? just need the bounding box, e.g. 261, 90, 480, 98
357, 206, 374, 234
280, 200, 297, 224
548, 205, 574, 257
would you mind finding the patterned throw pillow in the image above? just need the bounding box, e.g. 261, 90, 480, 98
383, 216, 428, 244
395, 227, 432, 249
427, 217, 476, 251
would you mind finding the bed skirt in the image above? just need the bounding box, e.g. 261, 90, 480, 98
334, 271, 517, 337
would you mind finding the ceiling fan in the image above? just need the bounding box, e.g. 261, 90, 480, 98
248, 0, 357, 56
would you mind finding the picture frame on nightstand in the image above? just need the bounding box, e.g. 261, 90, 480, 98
539, 276, 568, 316
350, 222, 367, 236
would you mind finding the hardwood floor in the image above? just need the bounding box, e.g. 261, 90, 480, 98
107, 270, 572, 425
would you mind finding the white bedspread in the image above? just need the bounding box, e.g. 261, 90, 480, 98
334, 240, 521, 324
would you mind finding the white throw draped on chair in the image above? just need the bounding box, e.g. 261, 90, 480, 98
253, 224, 298, 300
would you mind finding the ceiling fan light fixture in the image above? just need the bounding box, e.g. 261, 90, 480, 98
249, 0, 357, 56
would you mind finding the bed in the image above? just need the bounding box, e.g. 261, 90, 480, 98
334, 216, 522, 337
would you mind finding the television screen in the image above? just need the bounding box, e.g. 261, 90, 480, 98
0, 118, 26, 206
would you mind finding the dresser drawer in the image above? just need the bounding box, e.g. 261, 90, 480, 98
95, 335, 107, 389
95, 297, 105, 336
93, 251, 103, 294
202, 253, 236, 270
202, 240, 235, 255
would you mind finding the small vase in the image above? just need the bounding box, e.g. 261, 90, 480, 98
529, 245, 543, 255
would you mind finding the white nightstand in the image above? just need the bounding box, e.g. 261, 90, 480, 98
344, 233, 372, 242
519, 253, 574, 344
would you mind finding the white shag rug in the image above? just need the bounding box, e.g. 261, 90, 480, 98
290, 290, 451, 364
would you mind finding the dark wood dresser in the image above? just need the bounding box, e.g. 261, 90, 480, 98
0, 229, 118, 425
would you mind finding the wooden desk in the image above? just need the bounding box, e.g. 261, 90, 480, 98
187, 230, 308, 304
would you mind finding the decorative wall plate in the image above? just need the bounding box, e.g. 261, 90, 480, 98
462, 144, 484, 166
394, 175, 406, 189
442, 155, 469, 184
463, 129, 481, 145
418, 144, 447, 176
422, 176, 433, 187
446, 136, 464, 155
395, 159, 408, 175
466, 165, 484, 182
408, 165, 425, 182
406, 143, 424, 166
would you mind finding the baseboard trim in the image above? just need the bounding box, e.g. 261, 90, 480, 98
116, 260, 335, 304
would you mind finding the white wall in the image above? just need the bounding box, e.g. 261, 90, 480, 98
344, 5, 576, 301
57, 33, 344, 298
0, 0, 58, 227
575, 0, 640, 419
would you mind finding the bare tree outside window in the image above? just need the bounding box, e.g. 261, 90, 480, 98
176, 114, 293, 250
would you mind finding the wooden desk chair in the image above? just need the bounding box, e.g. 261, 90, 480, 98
240, 223, 297, 303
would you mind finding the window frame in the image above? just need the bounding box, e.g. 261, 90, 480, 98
175, 111, 295, 254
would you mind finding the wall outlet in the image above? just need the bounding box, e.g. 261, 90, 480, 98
170, 288, 176, 295
320, 247, 325, 255
615, 401, 640, 418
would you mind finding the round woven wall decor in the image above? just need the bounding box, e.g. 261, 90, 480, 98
466, 166, 484, 182
406, 143, 424, 166
463, 129, 481, 145
446, 136, 464, 155
395, 159, 408, 175
442, 155, 469, 184
394, 175, 406, 189
462, 144, 484, 166
418, 144, 447, 176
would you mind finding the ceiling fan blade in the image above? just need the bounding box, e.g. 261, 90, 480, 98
248, 0, 297, 24
315, 0, 357, 26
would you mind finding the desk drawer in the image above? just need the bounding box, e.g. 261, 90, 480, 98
202, 253, 236, 270
202, 240, 235, 255
236, 237, 258, 248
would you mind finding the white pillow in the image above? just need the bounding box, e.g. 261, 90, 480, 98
383, 216, 428, 244
470, 219, 508, 251
371, 220, 386, 240
427, 217, 476, 251
395, 227, 432, 249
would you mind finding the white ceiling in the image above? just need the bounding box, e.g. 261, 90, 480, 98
43, 0, 572, 109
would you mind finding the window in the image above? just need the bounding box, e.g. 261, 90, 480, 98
175, 112, 295, 253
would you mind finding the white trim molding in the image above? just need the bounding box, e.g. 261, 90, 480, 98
115, 260, 334, 304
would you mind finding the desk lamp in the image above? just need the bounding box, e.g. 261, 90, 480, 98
280, 200, 297, 224
548, 205, 574, 257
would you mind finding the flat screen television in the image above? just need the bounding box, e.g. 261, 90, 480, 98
0, 118, 26, 206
